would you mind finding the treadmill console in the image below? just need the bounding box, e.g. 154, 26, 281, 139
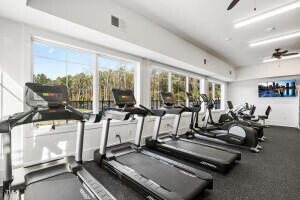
227, 101, 234, 109
25, 83, 69, 108
200, 94, 208, 102
112, 89, 136, 107
186, 92, 194, 102
160, 92, 176, 106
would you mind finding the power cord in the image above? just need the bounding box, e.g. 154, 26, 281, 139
115, 134, 122, 144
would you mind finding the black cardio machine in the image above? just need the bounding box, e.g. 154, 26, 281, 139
1, 83, 115, 200
94, 89, 213, 200
241, 104, 272, 128
192, 94, 261, 153
146, 92, 241, 173
222, 101, 266, 141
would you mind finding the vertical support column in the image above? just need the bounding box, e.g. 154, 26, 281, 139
75, 121, 85, 163
168, 72, 172, 92
172, 114, 182, 136
136, 59, 151, 107
135, 116, 145, 146
201, 77, 208, 115
93, 54, 99, 114
135, 60, 141, 106
186, 76, 189, 106
152, 116, 162, 140
2, 132, 12, 189
99, 119, 111, 155
212, 82, 215, 100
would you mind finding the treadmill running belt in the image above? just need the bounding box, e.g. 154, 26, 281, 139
116, 152, 208, 200
25, 173, 97, 200
166, 139, 237, 164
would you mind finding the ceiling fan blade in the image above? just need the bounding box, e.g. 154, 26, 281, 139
282, 52, 299, 56
227, 0, 240, 10
281, 50, 288, 55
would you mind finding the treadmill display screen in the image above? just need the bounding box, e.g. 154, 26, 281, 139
227, 101, 234, 109
186, 92, 194, 102
160, 92, 176, 106
25, 83, 69, 108
112, 89, 136, 106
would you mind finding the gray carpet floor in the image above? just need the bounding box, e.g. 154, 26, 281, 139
83, 126, 300, 200
1, 126, 300, 199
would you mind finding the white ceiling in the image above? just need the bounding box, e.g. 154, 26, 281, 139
113, 0, 300, 67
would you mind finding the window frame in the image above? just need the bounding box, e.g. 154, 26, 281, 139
97, 53, 137, 109
150, 65, 204, 109
207, 80, 224, 111
30, 38, 139, 136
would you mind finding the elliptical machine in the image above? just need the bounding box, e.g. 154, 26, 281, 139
219, 101, 266, 141
192, 94, 261, 153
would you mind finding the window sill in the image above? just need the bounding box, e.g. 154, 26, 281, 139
25, 111, 220, 138
211, 109, 225, 113
26, 119, 139, 138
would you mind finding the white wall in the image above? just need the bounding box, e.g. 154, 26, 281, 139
228, 76, 300, 128
24, 0, 235, 81
236, 58, 300, 81
0, 17, 226, 183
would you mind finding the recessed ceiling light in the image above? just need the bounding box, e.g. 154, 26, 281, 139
263, 54, 300, 63
225, 37, 232, 41
250, 31, 300, 47
234, 0, 300, 28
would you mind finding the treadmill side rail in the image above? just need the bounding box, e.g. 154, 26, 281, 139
142, 150, 213, 187
104, 160, 184, 200
77, 168, 116, 200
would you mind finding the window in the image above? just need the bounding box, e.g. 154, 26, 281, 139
98, 56, 135, 110
208, 82, 213, 99
208, 81, 222, 110
150, 69, 169, 109
172, 73, 186, 105
189, 77, 201, 100
214, 83, 221, 109
33, 41, 93, 127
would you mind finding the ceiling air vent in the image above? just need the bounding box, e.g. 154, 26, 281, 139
111, 15, 119, 28
111, 15, 127, 32
204, 59, 207, 65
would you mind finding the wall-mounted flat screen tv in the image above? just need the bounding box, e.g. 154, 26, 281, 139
258, 80, 296, 97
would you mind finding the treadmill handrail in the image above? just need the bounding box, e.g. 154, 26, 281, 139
0, 108, 37, 133
139, 104, 166, 117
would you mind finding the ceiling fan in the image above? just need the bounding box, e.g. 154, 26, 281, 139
227, 0, 257, 11
272, 48, 299, 59
227, 0, 240, 10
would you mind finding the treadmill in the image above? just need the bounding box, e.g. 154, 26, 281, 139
145, 92, 241, 173
94, 89, 213, 200
1, 83, 115, 200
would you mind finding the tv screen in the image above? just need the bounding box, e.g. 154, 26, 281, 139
258, 80, 296, 97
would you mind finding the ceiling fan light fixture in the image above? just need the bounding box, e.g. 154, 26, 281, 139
263, 54, 300, 63
234, 0, 300, 28
249, 31, 300, 47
